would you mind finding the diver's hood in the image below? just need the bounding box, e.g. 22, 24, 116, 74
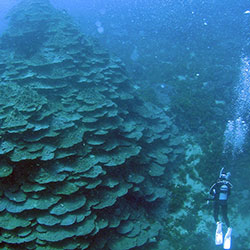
219, 167, 231, 180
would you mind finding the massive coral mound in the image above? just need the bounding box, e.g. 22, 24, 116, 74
0, 0, 183, 249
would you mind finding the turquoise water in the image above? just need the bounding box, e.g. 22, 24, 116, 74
0, 0, 249, 249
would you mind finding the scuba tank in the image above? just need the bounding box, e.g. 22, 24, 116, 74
218, 168, 231, 201
219, 183, 228, 201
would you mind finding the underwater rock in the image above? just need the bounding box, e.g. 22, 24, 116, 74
0, 0, 183, 249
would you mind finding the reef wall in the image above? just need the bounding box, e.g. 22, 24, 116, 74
0, 0, 183, 249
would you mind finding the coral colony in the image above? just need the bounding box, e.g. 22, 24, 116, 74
0, 0, 183, 249
224, 56, 250, 156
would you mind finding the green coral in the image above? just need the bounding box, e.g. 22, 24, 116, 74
0, 0, 184, 249
168, 184, 190, 213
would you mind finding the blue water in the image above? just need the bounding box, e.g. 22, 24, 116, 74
0, 1, 250, 250
224, 56, 250, 156
1, 0, 248, 83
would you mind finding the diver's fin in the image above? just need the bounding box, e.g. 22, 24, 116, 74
223, 227, 232, 249
215, 221, 223, 245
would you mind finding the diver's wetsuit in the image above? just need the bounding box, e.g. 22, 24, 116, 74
209, 180, 233, 227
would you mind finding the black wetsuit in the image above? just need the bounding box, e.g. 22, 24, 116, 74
209, 180, 233, 227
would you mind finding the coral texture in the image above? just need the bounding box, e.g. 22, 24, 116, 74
0, 0, 182, 249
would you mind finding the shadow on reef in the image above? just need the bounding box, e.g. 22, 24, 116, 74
0, 0, 184, 249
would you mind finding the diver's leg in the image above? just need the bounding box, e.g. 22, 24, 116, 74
222, 203, 230, 227
214, 202, 223, 245
213, 201, 220, 223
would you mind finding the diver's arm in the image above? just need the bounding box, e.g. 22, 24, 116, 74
209, 183, 217, 196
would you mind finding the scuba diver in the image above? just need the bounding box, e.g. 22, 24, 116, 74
208, 168, 233, 249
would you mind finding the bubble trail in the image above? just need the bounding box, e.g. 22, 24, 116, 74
224, 56, 250, 157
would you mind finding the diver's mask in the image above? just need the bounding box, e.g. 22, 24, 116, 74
219, 167, 231, 180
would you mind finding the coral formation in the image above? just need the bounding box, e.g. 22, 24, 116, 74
0, 0, 183, 249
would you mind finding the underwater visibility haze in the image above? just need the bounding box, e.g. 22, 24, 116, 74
0, 0, 250, 249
